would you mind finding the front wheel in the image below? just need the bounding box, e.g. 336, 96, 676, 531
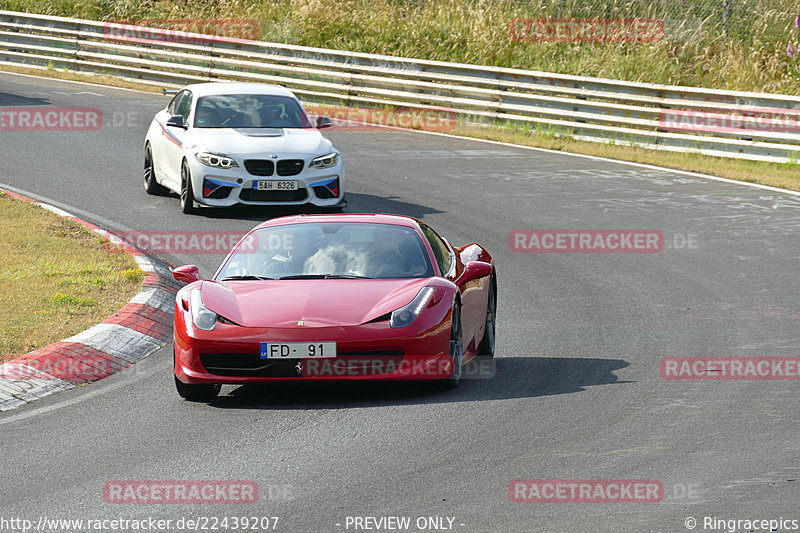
174, 376, 220, 402
180, 161, 197, 214
440, 303, 463, 389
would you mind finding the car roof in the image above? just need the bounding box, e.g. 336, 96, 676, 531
252, 213, 424, 232
180, 82, 297, 99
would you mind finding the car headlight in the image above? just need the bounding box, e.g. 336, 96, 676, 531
190, 289, 218, 330
390, 287, 435, 329
196, 152, 238, 169
311, 152, 339, 169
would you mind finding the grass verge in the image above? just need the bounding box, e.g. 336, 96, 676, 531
0, 192, 144, 361
2, 0, 800, 95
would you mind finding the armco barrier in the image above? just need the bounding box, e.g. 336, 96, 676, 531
2, 10, 800, 163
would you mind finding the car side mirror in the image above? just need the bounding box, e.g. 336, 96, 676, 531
455, 261, 493, 286
173, 265, 201, 284
316, 115, 333, 129
166, 114, 187, 129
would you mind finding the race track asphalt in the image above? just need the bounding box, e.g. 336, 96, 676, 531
1, 72, 799, 533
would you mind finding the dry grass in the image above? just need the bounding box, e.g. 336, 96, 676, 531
0, 64, 163, 92
3, 0, 800, 94
0, 193, 143, 360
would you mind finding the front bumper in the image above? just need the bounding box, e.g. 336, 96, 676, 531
174, 310, 453, 383
187, 157, 345, 208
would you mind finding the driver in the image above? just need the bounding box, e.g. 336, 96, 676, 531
262, 232, 318, 277
261, 105, 284, 127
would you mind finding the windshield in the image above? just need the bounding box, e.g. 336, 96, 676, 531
216, 223, 435, 280
193, 94, 312, 128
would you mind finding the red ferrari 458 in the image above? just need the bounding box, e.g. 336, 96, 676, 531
172, 213, 496, 400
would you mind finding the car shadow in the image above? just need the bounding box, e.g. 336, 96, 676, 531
179, 192, 444, 222
0, 92, 50, 106
208, 356, 632, 409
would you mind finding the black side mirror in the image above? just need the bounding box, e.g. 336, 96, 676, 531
167, 114, 187, 129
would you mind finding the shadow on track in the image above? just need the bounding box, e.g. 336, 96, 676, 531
0, 92, 50, 106
207, 356, 632, 410
174, 192, 444, 223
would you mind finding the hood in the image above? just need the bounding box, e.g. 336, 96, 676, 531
200, 278, 431, 328
186, 128, 332, 157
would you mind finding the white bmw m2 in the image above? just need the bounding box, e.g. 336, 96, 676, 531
143, 82, 345, 214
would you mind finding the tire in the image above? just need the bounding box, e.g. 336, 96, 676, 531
174, 376, 220, 402
180, 161, 197, 214
440, 303, 463, 389
143, 144, 168, 195
477, 278, 497, 357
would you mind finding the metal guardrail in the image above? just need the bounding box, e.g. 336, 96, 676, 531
2, 10, 800, 163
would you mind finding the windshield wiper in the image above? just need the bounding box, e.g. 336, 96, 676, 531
221, 275, 273, 281
278, 274, 373, 280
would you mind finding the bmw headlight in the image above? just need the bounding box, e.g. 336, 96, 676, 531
311, 152, 339, 169
196, 152, 238, 169
390, 287, 435, 329
190, 289, 217, 331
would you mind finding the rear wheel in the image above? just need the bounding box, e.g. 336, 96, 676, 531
174, 376, 220, 402
180, 161, 197, 214
441, 304, 463, 389
478, 278, 496, 357
143, 144, 167, 195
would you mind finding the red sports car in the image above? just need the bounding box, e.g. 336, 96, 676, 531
172, 213, 496, 401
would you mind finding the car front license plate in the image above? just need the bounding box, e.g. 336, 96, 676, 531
260, 342, 336, 359
254, 180, 298, 191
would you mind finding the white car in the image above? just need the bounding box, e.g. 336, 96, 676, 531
143, 82, 345, 213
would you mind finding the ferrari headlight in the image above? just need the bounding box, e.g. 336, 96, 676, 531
390, 287, 435, 329
196, 152, 238, 168
190, 289, 217, 331
310, 152, 339, 169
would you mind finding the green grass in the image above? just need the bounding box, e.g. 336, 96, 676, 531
0, 193, 143, 360
3, 0, 800, 94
